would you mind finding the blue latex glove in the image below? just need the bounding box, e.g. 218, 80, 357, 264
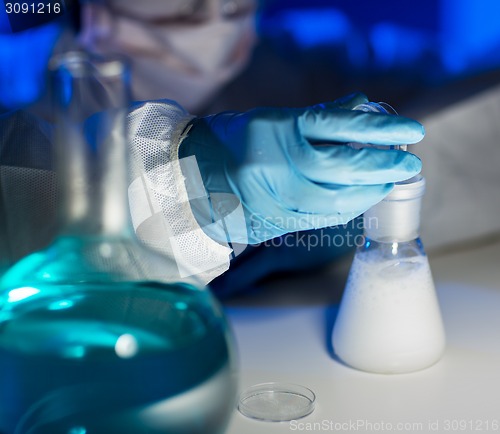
179, 93, 424, 245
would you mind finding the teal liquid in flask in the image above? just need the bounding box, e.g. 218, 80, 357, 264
0, 53, 237, 434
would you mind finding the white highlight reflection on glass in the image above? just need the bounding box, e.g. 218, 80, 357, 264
115, 333, 139, 358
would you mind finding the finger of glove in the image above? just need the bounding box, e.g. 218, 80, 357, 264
292, 145, 422, 185
299, 109, 425, 145
309, 92, 368, 111
257, 187, 387, 233
278, 179, 393, 217
242, 177, 391, 239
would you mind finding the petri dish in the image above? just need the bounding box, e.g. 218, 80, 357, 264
350, 101, 407, 151
237, 382, 316, 422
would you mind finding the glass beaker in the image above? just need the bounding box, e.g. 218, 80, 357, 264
332, 173, 446, 374
0, 52, 237, 434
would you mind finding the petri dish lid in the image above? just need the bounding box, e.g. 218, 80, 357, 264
238, 382, 316, 422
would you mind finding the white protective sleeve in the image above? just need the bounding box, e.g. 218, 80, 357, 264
126, 100, 232, 284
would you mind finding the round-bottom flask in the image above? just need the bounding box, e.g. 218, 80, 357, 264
0, 276, 236, 434
0, 53, 236, 434
332, 175, 445, 374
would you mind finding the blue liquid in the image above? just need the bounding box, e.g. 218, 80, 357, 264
0, 282, 236, 434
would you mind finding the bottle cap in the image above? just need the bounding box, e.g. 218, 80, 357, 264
364, 175, 425, 242
384, 175, 426, 201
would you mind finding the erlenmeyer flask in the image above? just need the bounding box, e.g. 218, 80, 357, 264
332, 175, 446, 374
0, 52, 237, 434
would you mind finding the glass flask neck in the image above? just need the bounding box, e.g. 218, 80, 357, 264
359, 236, 426, 259
52, 52, 132, 238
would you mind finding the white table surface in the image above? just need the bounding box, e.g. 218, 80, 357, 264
224, 239, 500, 434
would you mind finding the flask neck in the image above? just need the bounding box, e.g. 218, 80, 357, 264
52, 52, 132, 238
359, 236, 426, 260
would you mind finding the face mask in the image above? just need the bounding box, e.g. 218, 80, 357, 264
79, 2, 257, 113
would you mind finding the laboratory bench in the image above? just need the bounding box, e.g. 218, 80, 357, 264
224, 237, 500, 434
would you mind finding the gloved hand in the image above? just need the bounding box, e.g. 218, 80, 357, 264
179, 93, 424, 245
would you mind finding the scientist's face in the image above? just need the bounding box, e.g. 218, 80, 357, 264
79, 0, 257, 113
